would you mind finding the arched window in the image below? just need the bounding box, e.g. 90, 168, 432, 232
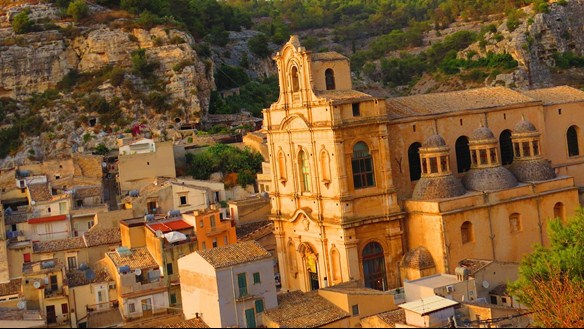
456, 136, 471, 173
320, 149, 331, 185
291, 66, 300, 92
509, 213, 521, 233
567, 125, 580, 157
352, 142, 375, 189
325, 68, 336, 90
298, 150, 311, 192
299, 243, 319, 290
461, 221, 473, 244
408, 142, 422, 181
330, 247, 341, 283
500, 129, 513, 165
278, 151, 287, 183
554, 202, 565, 222
362, 242, 387, 291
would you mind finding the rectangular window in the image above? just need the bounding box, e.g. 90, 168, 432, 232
23, 253, 31, 263
179, 195, 187, 205
202, 241, 206, 250
199, 220, 204, 228
128, 303, 136, 313
212, 238, 218, 248
255, 299, 264, 313
67, 256, 77, 270
253, 272, 261, 284
50, 275, 58, 291
210, 215, 216, 228
352, 103, 360, 117
61, 303, 68, 315
352, 304, 359, 316
170, 293, 177, 305
237, 273, 248, 297
223, 236, 228, 246
166, 263, 173, 275
490, 296, 497, 304
88, 220, 94, 230
501, 297, 507, 304
59, 202, 67, 214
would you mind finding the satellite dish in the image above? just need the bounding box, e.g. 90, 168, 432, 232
33, 281, 41, 289
134, 268, 142, 276
482, 280, 490, 289
17, 301, 26, 310
155, 230, 164, 238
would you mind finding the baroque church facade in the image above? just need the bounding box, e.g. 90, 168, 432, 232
262, 36, 583, 293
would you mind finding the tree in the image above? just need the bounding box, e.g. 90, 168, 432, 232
509, 208, 584, 328
248, 33, 271, 58
12, 10, 33, 34
67, 0, 89, 21
94, 143, 109, 155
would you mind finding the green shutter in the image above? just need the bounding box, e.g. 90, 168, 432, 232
255, 299, 264, 313
238, 273, 247, 296
253, 272, 261, 284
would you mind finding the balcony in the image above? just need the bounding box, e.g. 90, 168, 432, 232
44, 288, 66, 299
205, 225, 229, 237
87, 300, 119, 314
119, 278, 166, 296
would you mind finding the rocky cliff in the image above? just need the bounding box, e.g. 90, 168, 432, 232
0, 3, 215, 166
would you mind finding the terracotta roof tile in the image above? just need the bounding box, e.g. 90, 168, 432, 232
67, 267, 112, 288
386, 87, 537, 120
75, 186, 102, 199
146, 219, 192, 234
521, 85, 584, 105
33, 236, 85, 253
314, 89, 374, 103
196, 241, 272, 269
106, 247, 158, 271
263, 290, 349, 328
83, 227, 121, 247
311, 51, 348, 61
375, 308, 406, 327
236, 220, 272, 240
123, 314, 209, 328
28, 183, 52, 202
0, 278, 22, 297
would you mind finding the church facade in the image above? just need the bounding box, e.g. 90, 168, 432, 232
262, 36, 582, 293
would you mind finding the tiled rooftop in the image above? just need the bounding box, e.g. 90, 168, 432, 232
75, 186, 102, 199
33, 236, 85, 253
375, 308, 406, 327
123, 314, 209, 328
83, 227, 121, 247
521, 85, 584, 105
321, 280, 389, 295
196, 241, 272, 269
67, 267, 112, 288
310, 51, 348, 62
0, 278, 22, 297
263, 290, 349, 328
386, 87, 537, 120
236, 220, 272, 240
27, 183, 52, 202
315, 89, 374, 103
106, 246, 158, 271
457, 259, 493, 275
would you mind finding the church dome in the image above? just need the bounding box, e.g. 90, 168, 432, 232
509, 158, 556, 182
462, 166, 518, 191
470, 126, 495, 141
513, 117, 537, 134
402, 246, 435, 270
412, 175, 466, 200
422, 134, 447, 148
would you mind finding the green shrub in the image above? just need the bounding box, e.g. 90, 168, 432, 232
12, 10, 33, 34
248, 33, 271, 58
67, 0, 89, 21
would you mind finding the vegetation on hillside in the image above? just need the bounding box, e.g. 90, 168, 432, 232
509, 208, 584, 328
185, 144, 264, 187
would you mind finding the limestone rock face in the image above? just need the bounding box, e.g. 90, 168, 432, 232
73, 26, 139, 72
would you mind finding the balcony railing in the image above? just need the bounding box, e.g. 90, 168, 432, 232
119, 279, 166, 296
44, 288, 65, 299
87, 300, 119, 314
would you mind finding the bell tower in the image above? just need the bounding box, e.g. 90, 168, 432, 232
263, 36, 406, 292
